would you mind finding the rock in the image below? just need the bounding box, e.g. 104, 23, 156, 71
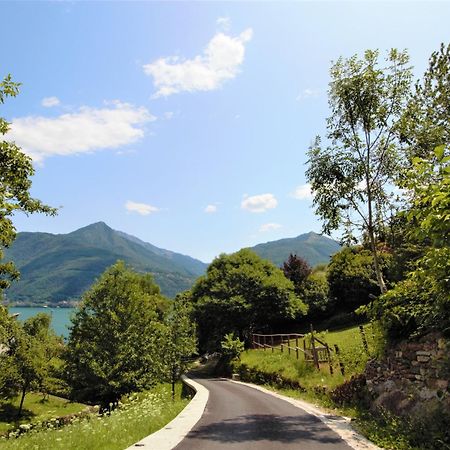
419, 388, 436, 400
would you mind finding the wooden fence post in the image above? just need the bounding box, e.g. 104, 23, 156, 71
263, 334, 266, 351
310, 324, 320, 370
288, 336, 291, 355
326, 344, 333, 375
295, 337, 299, 360
334, 344, 345, 375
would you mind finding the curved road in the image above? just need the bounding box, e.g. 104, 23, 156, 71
174, 377, 353, 450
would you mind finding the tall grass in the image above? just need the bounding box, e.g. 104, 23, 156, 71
0, 383, 189, 450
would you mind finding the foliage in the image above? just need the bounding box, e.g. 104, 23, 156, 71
306, 49, 412, 294
189, 249, 307, 352
0, 74, 56, 291
0, 307, 61, 416
282, 253, 311, 295
221, 333, 245, 360
301, 271, 330, 318
163, 296, 197, 397
400, 43, 450, 160
64, 261, 170, 406
0, 383, 189, 450
370, 147, 450, 338
327, 246, 391, 311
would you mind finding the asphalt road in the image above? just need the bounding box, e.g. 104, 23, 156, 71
174, 377, 353, 450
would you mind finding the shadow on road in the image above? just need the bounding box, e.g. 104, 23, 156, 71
188, 413, 343, 445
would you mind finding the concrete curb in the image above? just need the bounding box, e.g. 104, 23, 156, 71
228, 379, 381, 450
126, 375, 209, 450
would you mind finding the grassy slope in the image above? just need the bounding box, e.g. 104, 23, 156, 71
239, 323, 379, 386
0, 383, 189, 450
0, 393, 86, 434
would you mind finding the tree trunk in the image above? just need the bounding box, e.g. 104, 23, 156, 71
18, 385, 27, 417
367, 181, 387, 295
368, 228, 387, 294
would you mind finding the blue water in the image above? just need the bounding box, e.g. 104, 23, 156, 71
9, 307, 75, 338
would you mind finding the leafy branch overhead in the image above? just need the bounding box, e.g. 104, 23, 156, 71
0, 74, 57, 289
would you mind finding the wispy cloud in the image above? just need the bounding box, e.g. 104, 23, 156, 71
259, 223, 282, 232
291, 183, 312, 200
41, 96, 60, 107
216, 16, 231, 31
143, 27, 253, 98
125, 201, 159, 216
241, 193, 277, 213
296, 88, 321, 101
8, 101, 155, 162
204, 204, 218, 213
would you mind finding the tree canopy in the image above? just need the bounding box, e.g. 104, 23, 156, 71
189, 249, 307, 352
64, 261, 170, 406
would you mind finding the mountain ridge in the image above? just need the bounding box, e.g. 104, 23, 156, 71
3, 223, 340, 306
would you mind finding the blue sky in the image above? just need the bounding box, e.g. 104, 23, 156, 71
2, 1, 449, 262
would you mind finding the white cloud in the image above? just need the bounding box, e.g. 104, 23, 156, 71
8, 101, 155, 162
291, 183, 313, 200
41, 96, 60, 107
296, 88, 321, 101
241, 193, 277, 213
259, 223, 282, 232
216, 16, 231, 31
204, 204, 218, 213
163, 111, 174, 120
143, 27, 253, 97
125, 201, 159, 216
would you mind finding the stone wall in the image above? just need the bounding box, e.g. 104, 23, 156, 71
364, 332, 449, 417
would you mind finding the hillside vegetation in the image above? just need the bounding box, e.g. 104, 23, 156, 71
4, 222, 208, 304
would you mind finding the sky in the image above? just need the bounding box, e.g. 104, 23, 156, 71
1, 1, 449, 262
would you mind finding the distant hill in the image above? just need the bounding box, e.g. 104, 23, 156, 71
3, 225, 340, 306
248, 232, 340, 268
4, 222, 208, 305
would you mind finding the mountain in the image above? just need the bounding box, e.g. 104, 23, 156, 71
248, 232, 340, 268
4, 222, 208, 305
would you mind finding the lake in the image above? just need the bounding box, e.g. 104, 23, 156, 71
9, 307, 75, 338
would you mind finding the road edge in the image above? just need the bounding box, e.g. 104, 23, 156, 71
126, 375, 209, 450
228, 379, 381, 450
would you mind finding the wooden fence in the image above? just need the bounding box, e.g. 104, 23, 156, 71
251, 326, 336, 373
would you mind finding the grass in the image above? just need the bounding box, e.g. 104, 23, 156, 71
239, 322, 381, 389
0, 383, 190, 450
0, 393, 87, 434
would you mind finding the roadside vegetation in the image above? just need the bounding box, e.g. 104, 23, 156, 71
0, 383, 188, 450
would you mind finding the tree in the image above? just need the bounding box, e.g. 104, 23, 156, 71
306, 50, 412, 294
400, 43, 450, 160
282, 254, 312, 295
0, 309, 60, 416
64, 261, 169, 407
190, 249, 307, 352
0, 305, 21, 401
301, 270, 330, 319
164, 296, 197, 399
327, 246, 392, 311
0, 75, 56, 291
